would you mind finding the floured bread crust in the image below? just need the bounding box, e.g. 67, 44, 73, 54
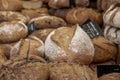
45, 25, 94, 64
0, 21, 28, 43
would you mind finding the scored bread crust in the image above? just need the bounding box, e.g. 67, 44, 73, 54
45, 25, 94, 64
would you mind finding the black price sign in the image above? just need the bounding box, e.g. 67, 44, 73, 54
81, 20, 102, 39
27, 21, 35, 35
97, 65, 120, 77
69, 0, 76, 8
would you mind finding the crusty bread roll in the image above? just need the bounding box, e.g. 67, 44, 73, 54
30, 28, 54, 42
97, 0, 117, 11
0, 11, 28, 23
49, 62, 98, 80
21, 8, 49, 19
54, 8, 102, 25
0, 53, 49, 80
92, 36, 117, 63
104, 25, 120, 44
0, 0, 23, 11
10, 36, 44, 58
45, 24, 95, 64
29, 15, 67, 29
0, 21, 28, 43
48, 0, 89, 9
99, 73, 120, 80
103, 3, 120, 28
22, 0, 43, 9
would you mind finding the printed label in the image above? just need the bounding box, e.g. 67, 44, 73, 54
27, 21, 35, 35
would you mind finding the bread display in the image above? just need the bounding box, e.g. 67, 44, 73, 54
103, 3, 120, 28
49, 62, 98, 80
0, 0, 22, 11
0, 21, 28, 43
92, 36, 117, 63
48, 0, 89, 9
99, 73, 120, 80
54, 8, 102, 25
45, 25, 94, 64
104, 25, 120, 44
29, 15, 67, 29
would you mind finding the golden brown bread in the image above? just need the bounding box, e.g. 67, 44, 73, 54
29, 15, 67, 29
99, 73, 120, 80
0, 0, 23, 11
49, 62, 98, 80
0, 53, 49, 80
45, 25, 95, 64
48, 0, 89, 9
54, 8, 102, 25
92, 36, 117, 63
22, 0, 43, 9
21, 8, 49, 19
0, 21, 28, 43
30, 28, 54, 42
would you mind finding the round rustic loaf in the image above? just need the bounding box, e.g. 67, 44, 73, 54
0, 0, 23, 11
0, 11, 28, 23
99, 73, 120, 80
29, 15, 67, 29
92, 36, 117, 63
103, 3, 120, 28
49, 62, 98, 80
104, 25, 120, 44
45, 24, 95, 64
0, 21, 28, 43
0, 54, 49, 80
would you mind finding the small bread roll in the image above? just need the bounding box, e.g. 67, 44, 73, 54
0, 21, 28, 43
0, 11, 28, 23
104, 25, 120, 44
92, 36, 117, 63
45, 24, 94, 64
103, 3, 120, 28
29, 15, 67, 29
49, 62, 98, 80
0, 0, 22, 11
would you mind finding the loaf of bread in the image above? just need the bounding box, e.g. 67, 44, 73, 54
0, 53, 49, 80
0, 11, 28, 23
92, 36, 117, 63
99, 73, 120, 80
0, 21, 28, 43
104, 25, 120, 44
22, 0, 43, 9
29, 15, 67, 29
0, 0, 22, 11
48, 0, 89, 9
30, 28, 54, 42
103, 3, 120, 28
21, 8, 49, 19
10, 36, 44, 58
97, 0, 117, 11
54, 8, 102, 25
49, 62, 98, 80
45, 24, 95, 64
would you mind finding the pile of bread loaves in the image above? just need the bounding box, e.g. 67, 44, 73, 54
0, 0, 120, 80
